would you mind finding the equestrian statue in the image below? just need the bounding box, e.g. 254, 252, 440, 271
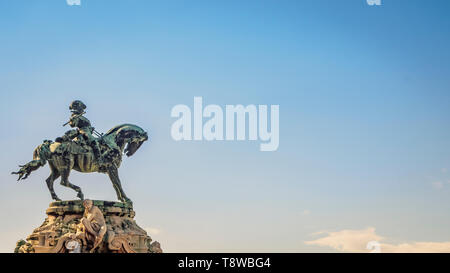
12, 100, 148, 204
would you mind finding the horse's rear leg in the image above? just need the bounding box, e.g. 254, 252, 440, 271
46, 164, 61, 201
60, 169, 84, 200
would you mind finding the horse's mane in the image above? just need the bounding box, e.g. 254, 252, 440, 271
104, 124, 146, 136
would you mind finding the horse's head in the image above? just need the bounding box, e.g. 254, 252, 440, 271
124, 130, 148, 157
105, 124, 149, 157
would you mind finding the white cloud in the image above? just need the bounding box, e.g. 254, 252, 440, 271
305, 227, 450, 253
432, 181, 444, 189
145, 227, 162, 235
302, 209, 311, 216
381, 242, 450, 253
305, 227, 382, 252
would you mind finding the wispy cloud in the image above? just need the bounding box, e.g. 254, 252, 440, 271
145, 227, 162, 236
381, 242, 450, 253
301, 209, 311, 216
432, 181, 444, 189
305, 227, 382, 252
305, 227, 450, 253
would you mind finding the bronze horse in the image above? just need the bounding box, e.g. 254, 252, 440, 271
12, 124, 148, 204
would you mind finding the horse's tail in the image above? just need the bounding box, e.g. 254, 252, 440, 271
12, 140, 52, 181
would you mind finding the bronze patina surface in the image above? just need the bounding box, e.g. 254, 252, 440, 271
12, 100, 149, 204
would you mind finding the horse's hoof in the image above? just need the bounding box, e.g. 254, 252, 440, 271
53, 197, 62, 201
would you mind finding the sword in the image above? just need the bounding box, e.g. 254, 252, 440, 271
93, 129, 103, 138
62, 111, 86, 127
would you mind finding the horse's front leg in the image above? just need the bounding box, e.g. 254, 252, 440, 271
107, 167, 132, 204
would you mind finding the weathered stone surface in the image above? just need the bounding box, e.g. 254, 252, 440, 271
15, 200, 163, 253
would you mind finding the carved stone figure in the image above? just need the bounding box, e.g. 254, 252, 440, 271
12, 100, 148, 204
15, 200, 163, 253
149, 241, 163, 253
76, 199, 107, 252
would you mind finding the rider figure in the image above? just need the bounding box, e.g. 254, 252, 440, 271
65, 100, 105, 164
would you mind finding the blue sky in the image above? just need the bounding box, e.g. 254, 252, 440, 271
1, 0, 450, 252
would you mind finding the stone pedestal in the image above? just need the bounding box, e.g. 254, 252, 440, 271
14, 200, 163, 253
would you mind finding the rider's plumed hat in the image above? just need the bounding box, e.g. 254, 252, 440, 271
69, 100, 87, 114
